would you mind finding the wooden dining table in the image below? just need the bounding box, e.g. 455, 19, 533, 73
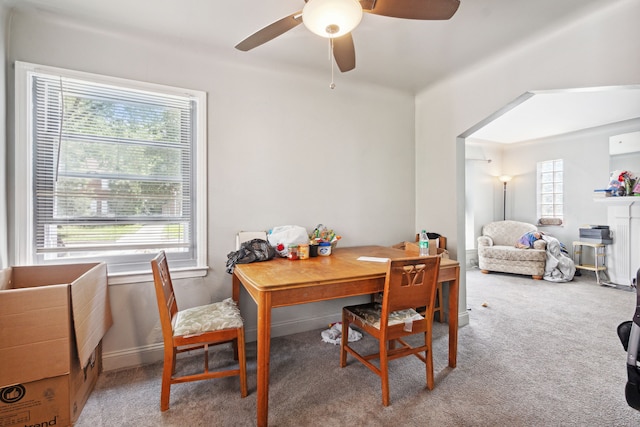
232, 245, 460, 427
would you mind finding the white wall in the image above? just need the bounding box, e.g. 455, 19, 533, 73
464, 142, 504, 240
466, 119, 640, 253
5, 9, 416, 369
416, 0, 640, 325
6, 0, 640, 371
503, 119, 640, 246
0, 6, 7, 269
611, 151, 640, 173
464, 141, 503, 265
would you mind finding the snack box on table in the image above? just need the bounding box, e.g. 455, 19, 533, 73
392, 240, 450, 258
0, 263, 112, 427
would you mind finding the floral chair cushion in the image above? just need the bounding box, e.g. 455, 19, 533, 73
173, 297, 243, 337
347, 303, 424, 330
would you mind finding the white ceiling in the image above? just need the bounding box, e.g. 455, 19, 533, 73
4, 0, 638, 141
5, 0, 615, 93
470, 87, 640, 144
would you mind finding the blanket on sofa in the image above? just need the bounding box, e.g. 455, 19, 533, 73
541, 234, 575, 282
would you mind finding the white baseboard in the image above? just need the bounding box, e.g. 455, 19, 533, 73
102, 313, 341, 371
245, 312, 340, 343
103, 311, 470, 372
103, 343, 165, 371
466, 249, 478, 269
458, 309, 470, 327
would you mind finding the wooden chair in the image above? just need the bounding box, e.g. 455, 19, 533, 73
340, 256, 441, 406
151, 251, 247, 411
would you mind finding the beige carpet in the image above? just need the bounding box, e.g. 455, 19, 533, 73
76, 268, 640, 426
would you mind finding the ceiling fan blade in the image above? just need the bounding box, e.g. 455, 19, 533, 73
235, 11, 303, 51
333, 33, 356, 72
360, 0, 460, 20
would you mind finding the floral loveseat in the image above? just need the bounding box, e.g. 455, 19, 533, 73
477, 220, 546, 280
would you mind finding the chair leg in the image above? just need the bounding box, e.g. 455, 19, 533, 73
435, 283, 445, 323
160, 348, 174, 411
380, 338, 390, 406
237, 329, 248, 398
340, 314, 349, 368
232, 339, 239, 361
425, 330, 434, 391
171, 347, 177, 374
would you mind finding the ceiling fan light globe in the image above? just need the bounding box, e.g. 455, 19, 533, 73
302, 0, 363, 39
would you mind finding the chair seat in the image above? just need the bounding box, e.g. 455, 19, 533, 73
345, 303, 423, 329
174, 298, 243, 337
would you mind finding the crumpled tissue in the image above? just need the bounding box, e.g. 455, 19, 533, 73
321, 322, 362, 345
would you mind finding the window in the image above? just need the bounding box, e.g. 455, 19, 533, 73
15, 62, 207, 275
537, 159, 563, 223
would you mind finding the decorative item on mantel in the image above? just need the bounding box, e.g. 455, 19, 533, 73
600, 170, 639, 197
619, 171, 637, 196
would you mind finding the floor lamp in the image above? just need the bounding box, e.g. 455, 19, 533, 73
498, 175, 512, 220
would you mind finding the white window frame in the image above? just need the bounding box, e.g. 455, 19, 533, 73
536, 158, 564, 223
14, 62, 208, 279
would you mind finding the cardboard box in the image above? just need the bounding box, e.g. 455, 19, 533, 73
0, 263, 112, 426
393, 241, 450, 259
411, 235, 447, 255
0, 344, 101, 427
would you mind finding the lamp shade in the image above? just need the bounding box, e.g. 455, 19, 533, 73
498, 175, 513, 183
303, 0, 363, 38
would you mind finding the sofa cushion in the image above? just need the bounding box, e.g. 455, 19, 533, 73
479, 245, 546, 262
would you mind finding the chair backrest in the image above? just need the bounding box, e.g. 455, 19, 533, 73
382, 256, 441, 317
235, 231, 267, 250
151, 251, 178, 343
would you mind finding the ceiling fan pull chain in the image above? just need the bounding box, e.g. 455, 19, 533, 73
329, 38, 336, 89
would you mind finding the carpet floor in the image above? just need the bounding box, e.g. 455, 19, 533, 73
76, 268, 640, 426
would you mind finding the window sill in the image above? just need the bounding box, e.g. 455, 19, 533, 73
108, 266, 209, 285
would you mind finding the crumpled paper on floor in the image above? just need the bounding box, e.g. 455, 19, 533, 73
321, 322, 362, 345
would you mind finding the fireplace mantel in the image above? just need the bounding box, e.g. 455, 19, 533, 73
595, 198, 640, 286
594, 196, 640, 205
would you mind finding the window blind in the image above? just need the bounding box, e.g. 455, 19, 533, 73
32, 73, 196, 265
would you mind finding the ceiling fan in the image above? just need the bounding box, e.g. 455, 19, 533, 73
235, 0, 460, 73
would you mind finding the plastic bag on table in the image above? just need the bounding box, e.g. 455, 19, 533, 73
267, 225, 309, 257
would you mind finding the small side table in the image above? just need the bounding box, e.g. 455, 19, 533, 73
572, 241, 610, 285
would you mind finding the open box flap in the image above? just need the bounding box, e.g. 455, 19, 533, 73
70, 263, 113, 368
